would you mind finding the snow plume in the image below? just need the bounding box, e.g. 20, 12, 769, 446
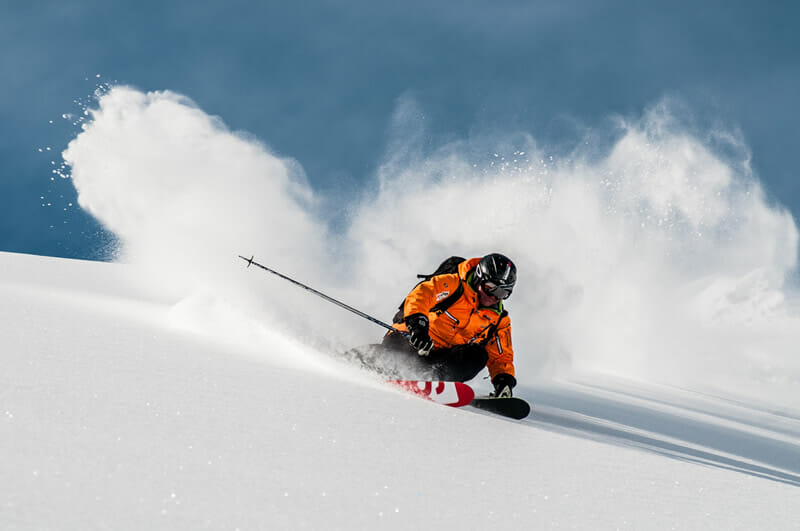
63, 87, 800, 406
62, 87, 334, 361
348, 97, 800, 405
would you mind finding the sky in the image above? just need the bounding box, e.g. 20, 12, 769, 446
2, 1, 799, 260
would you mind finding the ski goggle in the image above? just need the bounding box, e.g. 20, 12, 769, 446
481, 280, 513, 300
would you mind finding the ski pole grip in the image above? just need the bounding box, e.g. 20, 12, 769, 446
398, 330, 429, 355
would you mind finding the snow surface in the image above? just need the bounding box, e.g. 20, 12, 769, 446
2, 251, 798, 530
7, 85, 800, 529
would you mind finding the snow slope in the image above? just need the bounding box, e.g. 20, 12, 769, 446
2, 251, 798, 530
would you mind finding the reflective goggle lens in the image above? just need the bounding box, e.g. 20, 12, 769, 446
482, 281, 512, 300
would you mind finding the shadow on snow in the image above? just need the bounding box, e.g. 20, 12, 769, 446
515, 379, 800, 488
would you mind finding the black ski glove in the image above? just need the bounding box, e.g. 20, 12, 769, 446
404, 313, 433, 355
491, 373, 517, 398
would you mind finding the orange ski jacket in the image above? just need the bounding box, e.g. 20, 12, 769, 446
393, 257, 515, 379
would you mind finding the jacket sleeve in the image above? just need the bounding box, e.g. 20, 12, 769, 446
485, 316, 515, 379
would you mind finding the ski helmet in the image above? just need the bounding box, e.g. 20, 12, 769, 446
474, 253, 516, 299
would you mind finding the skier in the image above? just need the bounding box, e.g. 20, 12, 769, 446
383, 253, 518, 397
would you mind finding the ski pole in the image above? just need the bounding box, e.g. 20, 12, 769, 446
238, 255, 400, 334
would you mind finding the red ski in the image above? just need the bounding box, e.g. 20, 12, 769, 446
386, 380, 475, 407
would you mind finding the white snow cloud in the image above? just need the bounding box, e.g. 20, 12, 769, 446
63, 87, 800, 406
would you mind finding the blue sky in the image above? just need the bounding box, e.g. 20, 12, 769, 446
2, 0, 798, 260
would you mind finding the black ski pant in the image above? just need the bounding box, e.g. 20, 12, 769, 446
381, 332, 489, 382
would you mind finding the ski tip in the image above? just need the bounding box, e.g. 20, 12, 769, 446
386, 380, 475, 407
238, 254, 255, 267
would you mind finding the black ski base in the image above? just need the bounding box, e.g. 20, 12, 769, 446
470, 396, 531, 419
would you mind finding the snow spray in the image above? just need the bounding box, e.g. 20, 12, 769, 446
63, 86, 800, 407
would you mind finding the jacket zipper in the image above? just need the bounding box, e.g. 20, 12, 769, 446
443, 310, 459, 325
